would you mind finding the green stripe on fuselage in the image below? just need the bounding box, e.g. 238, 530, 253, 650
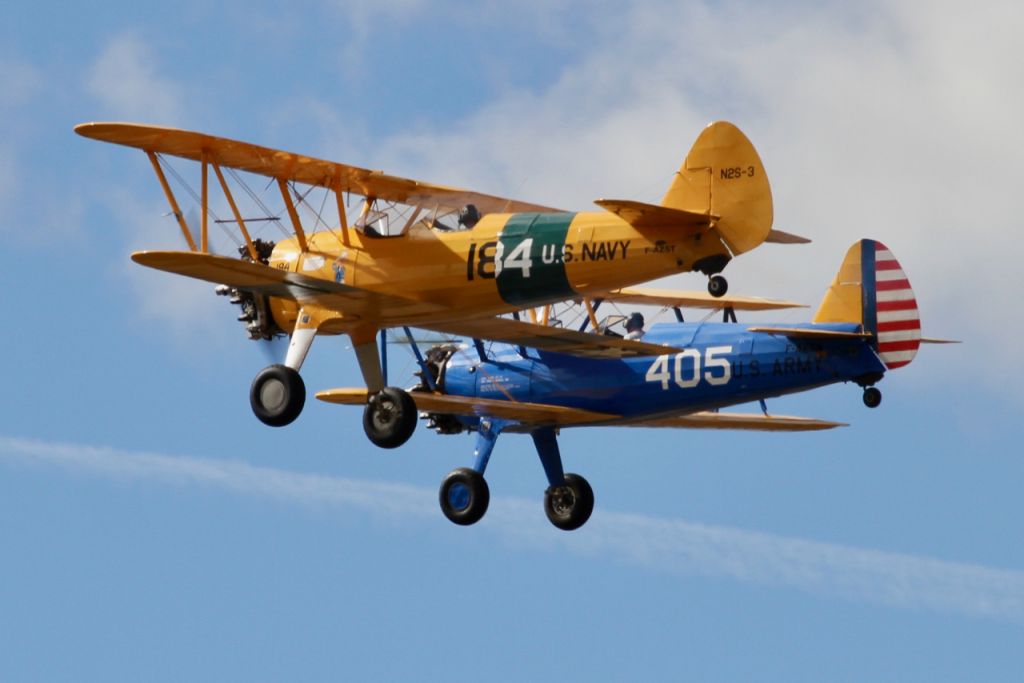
496, 212, 576, 306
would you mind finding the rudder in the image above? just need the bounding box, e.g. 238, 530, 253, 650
813, 239, 921, 370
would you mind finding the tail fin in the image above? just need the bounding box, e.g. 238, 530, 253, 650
660, 121, 773, 255
814, 239, 921, 370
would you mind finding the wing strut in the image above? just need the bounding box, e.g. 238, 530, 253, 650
582, 299, 601, 332
200, 151, 209, 253
212, 163, 258, 261
333, 179, 351, 246
403, 326, 438, 392
146, 152, 198, 252
277, 178, 308, 251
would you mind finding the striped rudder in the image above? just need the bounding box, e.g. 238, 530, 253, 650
869, 241, 920, 369
813, 239, 921, 370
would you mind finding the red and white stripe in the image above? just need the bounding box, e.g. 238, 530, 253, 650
873, 241, 920, 369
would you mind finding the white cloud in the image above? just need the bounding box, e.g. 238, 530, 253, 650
4, 434, 1024, 621
86, 33, 185, 122
329, 0, 430, 69
304, 0, 1022, 396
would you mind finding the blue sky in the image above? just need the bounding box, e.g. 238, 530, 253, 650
3, 1, 1023, 680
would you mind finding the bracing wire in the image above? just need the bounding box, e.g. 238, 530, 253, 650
158, 154, 241, 248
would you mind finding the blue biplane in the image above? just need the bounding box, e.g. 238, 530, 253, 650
320, 238, 947, 531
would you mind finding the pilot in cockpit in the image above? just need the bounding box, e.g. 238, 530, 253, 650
624, 312, 645, 340
457, 204, 480, 230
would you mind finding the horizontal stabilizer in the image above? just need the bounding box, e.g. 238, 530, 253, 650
619, 411, 846, 431
921, 338, 961, 344
747, 326, 871, 340
593, 199, 715, 230
765, 229, 811, 244
603, 286, 804, 311
316, 389, 617, 427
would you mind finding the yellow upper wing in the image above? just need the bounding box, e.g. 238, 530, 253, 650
75, 122, 561, 215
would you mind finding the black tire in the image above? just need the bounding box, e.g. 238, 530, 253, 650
708, 275, 728, 298
250, 364, 305, 427
363, 387, 417, 448
863, 386, 882, 408
544, 473, 595, 531
439, 468, 490, 526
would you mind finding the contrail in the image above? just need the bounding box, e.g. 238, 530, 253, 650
3, 435, 1023, 621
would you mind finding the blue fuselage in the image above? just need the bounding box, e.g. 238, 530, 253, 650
441, 322, 886, 423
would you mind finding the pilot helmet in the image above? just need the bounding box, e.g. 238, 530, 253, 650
625, 312, 644, 332
458, 204, 481, 228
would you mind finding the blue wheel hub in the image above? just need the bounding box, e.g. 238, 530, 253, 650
447, 482, 471, 511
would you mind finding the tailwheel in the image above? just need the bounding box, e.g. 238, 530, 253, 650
708, 275, 728, 298
544, 473, 594, 531
863, 386, 882, 408
363, 387, 417, 448
250, 364, 305, 427
439, 468, 490, 526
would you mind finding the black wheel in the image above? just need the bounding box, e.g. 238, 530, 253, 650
863, 386, 882, 408
439, 468, 490, 526
708, 275, 728, 298
544, 473, 595, 531
363, 387, 417, 448
250, 364, 305, 427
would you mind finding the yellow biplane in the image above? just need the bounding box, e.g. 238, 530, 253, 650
75, 119, 805, 448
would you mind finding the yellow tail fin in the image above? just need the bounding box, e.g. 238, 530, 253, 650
661, 121, 773, 255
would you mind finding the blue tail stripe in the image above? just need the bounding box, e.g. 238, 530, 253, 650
860, 239, 877, 338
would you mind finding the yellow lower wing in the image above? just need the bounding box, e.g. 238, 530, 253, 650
317, 389, 842, 432
424, 316, 675, 358
134, 252, 680, 358
316, 389, 618, 427
132, 250, 445, 321
618, 412, 845, 431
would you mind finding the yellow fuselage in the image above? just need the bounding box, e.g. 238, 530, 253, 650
266, 211, 729, 334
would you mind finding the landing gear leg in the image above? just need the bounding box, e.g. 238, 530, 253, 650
533, 427, 594, 531
439, 420, 501, 525
250, 324, 316, 427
